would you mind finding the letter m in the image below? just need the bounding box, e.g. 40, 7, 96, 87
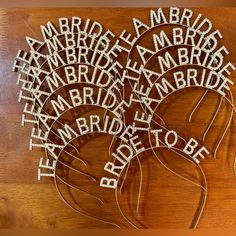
51, 95, 71, 116
40, 22, 59, 40
155, 77, 175, 100
46, 71, 66, 93
46, 52, 65, 71
158, 52, 177, 73
57, 124, 78, 145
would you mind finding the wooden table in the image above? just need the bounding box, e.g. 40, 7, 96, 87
0, 8, 236, 228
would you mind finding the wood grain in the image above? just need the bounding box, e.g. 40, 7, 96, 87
0, 8, 236, 228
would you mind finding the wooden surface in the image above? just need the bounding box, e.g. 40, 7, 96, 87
0, 8, 236, 228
